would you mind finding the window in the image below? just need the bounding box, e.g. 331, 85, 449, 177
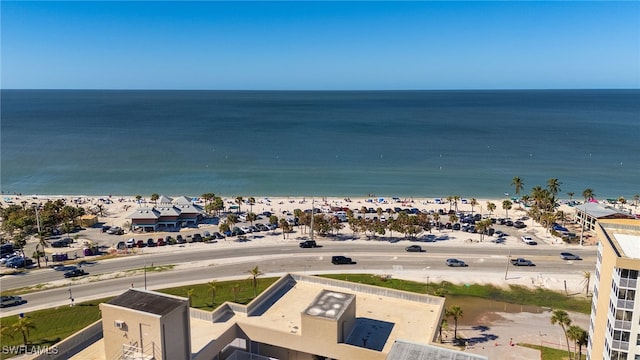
615, 310, 633, 321
619, 269, 638, 280
618, 289, 635, 301
637, 333, 640, 346
613, 330, 630, 342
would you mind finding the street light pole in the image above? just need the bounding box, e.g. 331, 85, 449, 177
144, 258, 147, 290
504, 250, 511, 280
68, 283, 74, 307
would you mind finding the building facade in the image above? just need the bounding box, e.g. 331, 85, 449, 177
126, 195, 204, 232
588, 219, 640, 360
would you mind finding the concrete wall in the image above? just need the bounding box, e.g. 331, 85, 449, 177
162, 305, 192, 360
32, 321, 102, 360
100, 303, 164, 360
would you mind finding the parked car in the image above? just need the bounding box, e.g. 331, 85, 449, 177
146, 238, 156, 247
446, 258, 467, 267
405, 245, 423, 252
0, 295, 24, 308
126, 238, 136, 248
176, 235, 186, 244
560, 252, 581, 260
331, 256, 354, 265
6, 257, 34, 268
299, 240, 318, 248
213, 232, 225, 239
192, 233, 203, 242
64, 269, 88, 278
136, 240, 145, 248
521, 236, 537, 245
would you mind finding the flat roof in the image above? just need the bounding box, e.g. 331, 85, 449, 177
387, 340, 488, 360
107, 289, 186, 316
614, 233, 640, 260
600, 219, 640, 260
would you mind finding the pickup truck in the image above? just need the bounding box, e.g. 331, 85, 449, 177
511, 258, 535, 266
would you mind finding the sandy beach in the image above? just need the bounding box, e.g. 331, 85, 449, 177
1, 192, 607, 292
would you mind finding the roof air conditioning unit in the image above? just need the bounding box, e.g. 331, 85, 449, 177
114, 320, 125, 329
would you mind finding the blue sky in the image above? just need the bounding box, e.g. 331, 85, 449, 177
2, 1, 638, 90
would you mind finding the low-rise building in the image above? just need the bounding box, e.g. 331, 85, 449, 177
43, 274, 486, 360
126, 195, 204, 231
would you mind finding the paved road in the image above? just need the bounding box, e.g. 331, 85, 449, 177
0, 240, 596, 317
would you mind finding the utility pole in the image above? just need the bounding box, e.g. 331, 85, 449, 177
504, 249, 511, 280
144, 258, 147, 290
310, 198, 314, 241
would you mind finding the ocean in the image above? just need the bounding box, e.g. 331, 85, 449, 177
1, 90, 638, 199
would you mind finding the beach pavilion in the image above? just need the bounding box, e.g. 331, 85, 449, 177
126, 195, 205, 232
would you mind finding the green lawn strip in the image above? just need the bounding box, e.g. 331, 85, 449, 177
0, 274, 590, 358
156, 277, 278, 310
519, 343, 586, 360
319, 274, 591, 314
0, 298, 107, 359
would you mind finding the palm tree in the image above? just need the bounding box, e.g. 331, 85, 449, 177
547, 178, 562, 197
439, 317, 449, 343
448, 306, 463, 339
511, 176, 524, 197
582, 188, 595, 203
248, 266, 264, 297
446, 196, 453, 211
618, 197, 627, 210
186, 288, 195, 306
279, 218, 290, 239
582, 271, 591, 296
150, 193, 159, 205
13, 316, 36, 345
235, 196, 243, 214
135, 195, 142, 204
469, 198, 478, 215
634, 194, 640, 207
567, 192, 575, 201
550, 309, 572, 360
231, 284, 241, 302
502, 200, 513, 218
1, 324, 15, 341
486, 202, 496, 216
207, 281, 217, 306
248, 197, 256, 218
453, 195, 461, 212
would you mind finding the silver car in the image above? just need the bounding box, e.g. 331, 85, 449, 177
560, 252, 581, 260
446, 258, 468, 267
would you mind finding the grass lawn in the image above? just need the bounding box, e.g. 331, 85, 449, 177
319, 274, 591, 314
519, 343, 586, 360
0, 274, 590, 358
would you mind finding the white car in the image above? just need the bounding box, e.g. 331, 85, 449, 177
240, 226, 252, 233
126, 238, 136, 248
521, 236, 537, 245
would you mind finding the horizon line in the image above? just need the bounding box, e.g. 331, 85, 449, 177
2, 87, 639, 92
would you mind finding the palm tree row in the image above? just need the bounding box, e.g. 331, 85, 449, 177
550, 309, 588, 360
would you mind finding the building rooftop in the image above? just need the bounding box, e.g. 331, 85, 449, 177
387, 339, 488, 360
106, 289, 187, 316
600, 219, 640, 260
575, 203, 634, 219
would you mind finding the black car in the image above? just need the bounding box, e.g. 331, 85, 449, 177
213, 232, 225, 239
176, 235, 186, 244
64, 269, 88, 278
331, 256, 354, 265
192, 233, 203, 242
405, 245, 423, 252
299, 240, 318, 248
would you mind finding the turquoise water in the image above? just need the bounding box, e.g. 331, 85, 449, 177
1, 90, 638, 198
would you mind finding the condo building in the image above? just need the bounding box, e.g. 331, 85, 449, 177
588, 219, 640, 360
